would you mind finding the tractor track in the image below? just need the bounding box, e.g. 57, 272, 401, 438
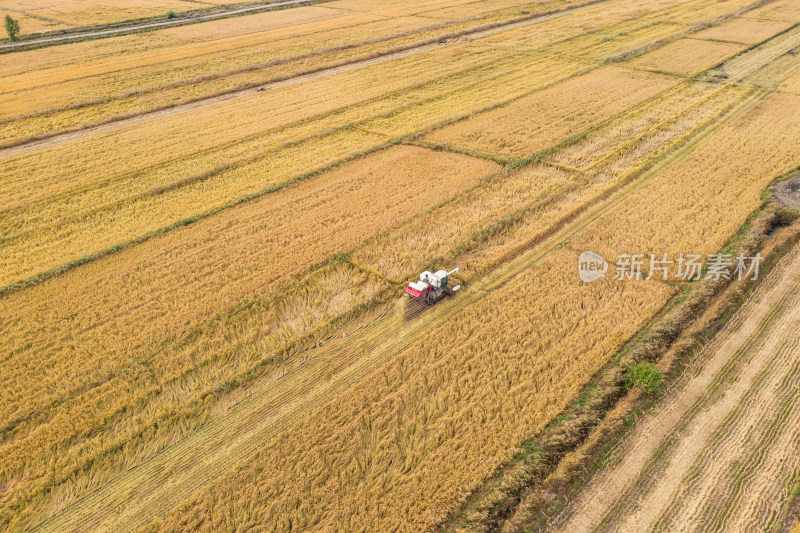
549, 246, 800, 533
28, 73, 766, 533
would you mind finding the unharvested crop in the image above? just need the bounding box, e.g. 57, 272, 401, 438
779, 68, 800, 95
153, 248, 672, 532
352, 164, 574, 281
3, 0, 798, 530
628, 38, 744, 75
361, 54, 591, 138
0, 128, 389, 285
580, 91, 800, 262
422, 66, 678, 159
0, 0, 567, 143
0, 261, 389, 530
0, 144, 498, 440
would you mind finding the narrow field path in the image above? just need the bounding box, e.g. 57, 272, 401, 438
550, 246, 800, 533
29, 84, 762, 533
0, 0, 612, 160
0, 0, 324, 51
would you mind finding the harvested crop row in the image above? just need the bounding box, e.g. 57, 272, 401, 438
355, 82, 745, 283
582, 91, 800, 263
0, 145, 498, 435
546, 81, 725, 170
150, 80, 800, 533
695, 14, 793, 43
627, 38, 745, 76
650, 335, 800, 533
705, 24, 800, 83
0, 0, 209, 27
743, 34, 800, 90
0, 261, 390, 530
0, 50, 583, 286
152, 247, 672, 532
0, 41, 506, 210
455, 83, 753, 278
551, 238, 800, 533
422, 65, 679, 160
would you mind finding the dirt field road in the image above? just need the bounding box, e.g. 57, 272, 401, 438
551, 246, 800, 533
0, 0, 321, 51
27, 76, 767, 533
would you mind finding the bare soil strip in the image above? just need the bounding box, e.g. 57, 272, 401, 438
550, 246, 800, 533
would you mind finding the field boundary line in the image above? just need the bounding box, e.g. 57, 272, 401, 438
634, 281, 800, 532
0, 0, 616, 156
0, 0, 331, 51
585, 250, 800, 532
26, 56, 769, 533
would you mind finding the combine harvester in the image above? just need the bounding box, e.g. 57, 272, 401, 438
404, 268, 461, 304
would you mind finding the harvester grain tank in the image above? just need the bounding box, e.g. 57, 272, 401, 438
404, 268, 461, 303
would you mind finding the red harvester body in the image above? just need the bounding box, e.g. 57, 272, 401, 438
404, 268, 460, 303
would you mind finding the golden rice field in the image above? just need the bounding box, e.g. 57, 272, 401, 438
627, 38, 745, 75
3, 0, 800, 531
0, 0, 596, 143
0, 0, 207, 28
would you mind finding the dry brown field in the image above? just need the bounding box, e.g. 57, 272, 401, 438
3, 0, 800, 531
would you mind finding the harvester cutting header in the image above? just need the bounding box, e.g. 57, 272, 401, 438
404, 268, 460, 303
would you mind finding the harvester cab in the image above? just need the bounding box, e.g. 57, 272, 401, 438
404, 268, 461, 303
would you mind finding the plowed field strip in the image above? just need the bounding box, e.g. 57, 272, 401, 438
549, 247, 800, 533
